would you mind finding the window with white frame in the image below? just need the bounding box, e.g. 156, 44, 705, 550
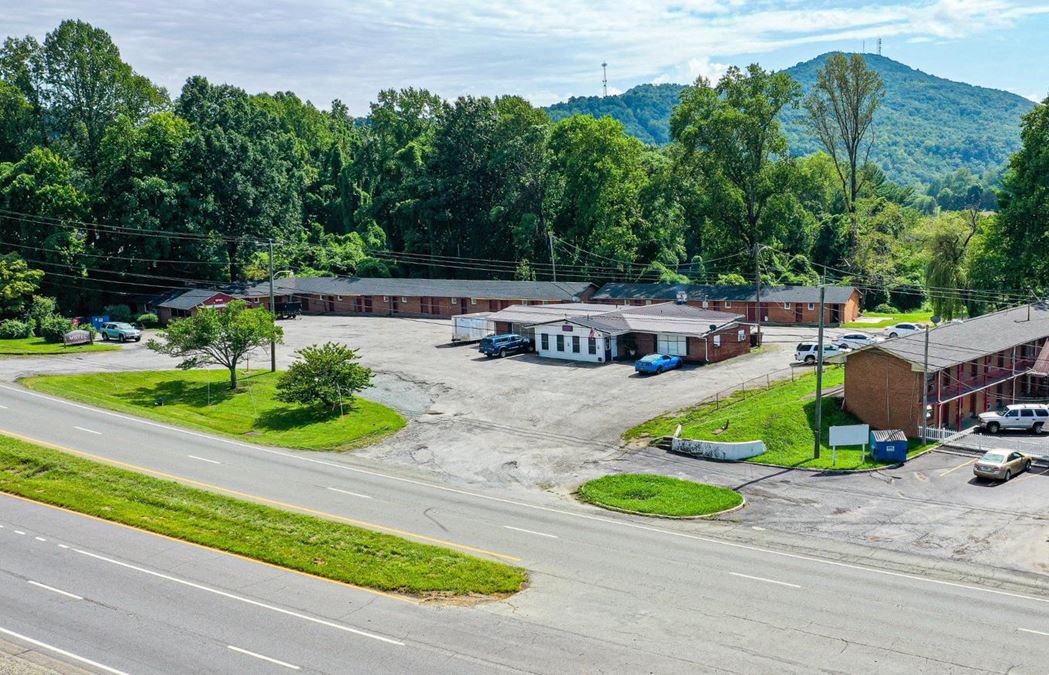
725, 301, 731, 308
737, 329, 745, 342
702, 300, 709, 308
471, 298, 477, 305
383, 296, 389, 302
783, 302, 790, 309
657, 334, 687, 356
713, 335, 722, 348
401, 296, 408, 303
807, 303, 815, 310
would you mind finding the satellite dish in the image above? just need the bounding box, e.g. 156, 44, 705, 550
709, 324, 718, 332
931, 315, 942, 325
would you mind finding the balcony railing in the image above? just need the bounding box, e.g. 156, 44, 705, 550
930, 359, 1035, 403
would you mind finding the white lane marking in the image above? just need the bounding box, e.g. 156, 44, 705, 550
751, 526, 766, 531
34, 536, 46, 542
1019, 627, 1049, 637
188, 455, 221, 465
503, 525, 558, 539
28, 580, 83, 600
227, 645, 300, 670
0, 404, 8, 409
57, 544, 68, 549
13, 530, 25, 535
72, 548, 404, 646
8, 383, 1049, 608
328, 487, 373, 500
0, 626, 127, 675
729, 572, 801, 589
73, 426, 101, 435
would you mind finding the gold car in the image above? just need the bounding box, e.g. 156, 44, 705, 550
973, 449, 1033, 481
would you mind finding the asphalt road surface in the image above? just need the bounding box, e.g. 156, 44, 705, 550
3, 383, 1049, 673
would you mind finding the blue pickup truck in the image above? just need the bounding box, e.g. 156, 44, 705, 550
479, 333, 532, 358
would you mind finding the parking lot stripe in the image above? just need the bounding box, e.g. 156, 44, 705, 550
939, 458, 976, 477
1018, 628, 1049, 637
729, 572, 801, 589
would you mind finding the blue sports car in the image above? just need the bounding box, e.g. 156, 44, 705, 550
634, 353, 683, 374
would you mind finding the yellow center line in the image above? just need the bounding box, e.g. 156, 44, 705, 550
939, 458, 976, 477
0, 429, 521, 563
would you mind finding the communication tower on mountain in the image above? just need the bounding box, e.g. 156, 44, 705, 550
602, 62, 608, 97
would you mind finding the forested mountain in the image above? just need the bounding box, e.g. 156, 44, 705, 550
545, 54, 1036, 186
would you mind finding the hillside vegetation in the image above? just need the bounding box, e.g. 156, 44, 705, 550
545, 53, 1035, 186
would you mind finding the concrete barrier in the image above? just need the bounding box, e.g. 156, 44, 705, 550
670, 437, 766, 461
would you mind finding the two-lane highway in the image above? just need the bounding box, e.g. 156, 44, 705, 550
3, 383, 1049, 672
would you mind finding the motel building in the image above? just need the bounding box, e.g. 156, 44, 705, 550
514, 302, 752, 364
843, 303, 1049, 437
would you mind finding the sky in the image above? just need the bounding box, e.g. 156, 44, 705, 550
6, 0, 1049, 114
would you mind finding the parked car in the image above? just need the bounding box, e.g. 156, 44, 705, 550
835, 332, 882, 350
794, 342, 843, 365
479, 333, 531, 358
973, 449, 1033, 481
883, 322, 922, 339
634, 353, 683, 375
977, 404, 1049, 434
99, 321, 142, 342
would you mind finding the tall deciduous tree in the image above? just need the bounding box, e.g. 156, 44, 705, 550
0, 253, 43, 316
147, 300, 282, 390
671, 64, 801, 249
804, 53, 884, 255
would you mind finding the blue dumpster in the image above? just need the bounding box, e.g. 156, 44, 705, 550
870, 430, 908, 463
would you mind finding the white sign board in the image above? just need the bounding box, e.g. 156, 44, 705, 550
829, 424, 869, 447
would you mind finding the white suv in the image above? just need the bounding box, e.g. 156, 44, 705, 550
794, 342, 842, 365
978, 404, 1049, 434
835, 332, 882, 350
883, 322, 922, 339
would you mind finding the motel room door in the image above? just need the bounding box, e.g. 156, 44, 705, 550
459, 298, 468, 315
794, 304, 803, 323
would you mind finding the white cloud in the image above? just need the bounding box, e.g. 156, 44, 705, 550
4, 0, 1048, 111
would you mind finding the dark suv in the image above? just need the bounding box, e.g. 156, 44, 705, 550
479, 333, 531, 358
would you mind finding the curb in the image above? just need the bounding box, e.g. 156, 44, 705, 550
667, 442, 943, 475
574, 491, 746, 520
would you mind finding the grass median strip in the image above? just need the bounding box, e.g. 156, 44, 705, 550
578, 474, 743, 517
626, 368, 929, 470
0, 338, 118, 356
22, 370, 405, 452
0, 434, 527, 598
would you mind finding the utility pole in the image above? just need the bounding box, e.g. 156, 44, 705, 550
814, 285, 826, 459
753, 243, 763, 346
548, 231, 558, 282
268, 239, 276, 373
921, 325, 930, 440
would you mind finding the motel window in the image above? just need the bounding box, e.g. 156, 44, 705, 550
725, 301, 731, 308
783, 303, 790, 310
541, 333, 549, 351
702, 300, 709, 309
657, 334, 687, 356
737, 329, 745, 342
382, 296, 389, 302
471, 298, 477, 305
556, 334, 564, 352
588, 337, 597, 354
401, 296, 408, 303
713, 335, 722, 348
572, 336, 580, 353
808, 303, 815, 311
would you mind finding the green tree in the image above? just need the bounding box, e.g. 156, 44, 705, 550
147, 300, 283, 390
671, 65, 801, 248
992, 95, 1049, 288
804, 53, 885, 255
0, 253, 43, 316
923, 213, 979, 320
0, 80, 37, 162
275, 342, 373, 413
35, 20, 167, 165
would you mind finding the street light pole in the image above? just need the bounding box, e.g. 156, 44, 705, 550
548, 231, 558, 282
814, 284, 826, 459
921, 324, 930, 439
268, 239, 276, 373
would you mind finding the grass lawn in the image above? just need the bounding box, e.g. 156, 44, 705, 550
577, 474, 743, 517
0, 337, 118, 356
22, 369, 405, 452
842, 310, 935, 329
626, 368, 930, 470
0, 434, 525, 597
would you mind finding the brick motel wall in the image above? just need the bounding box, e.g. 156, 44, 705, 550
844, 349, 923, 437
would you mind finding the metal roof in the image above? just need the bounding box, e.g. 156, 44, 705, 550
154, 289, 229, 311
592, 282, 858, 305
531, 302, 744, 337
266, 277, 595, 301
860, 302, 1049, 372
483, 303, 621, 325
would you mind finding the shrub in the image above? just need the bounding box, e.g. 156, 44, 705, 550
136, 312, 159, 328
873, 303, 898, 314
276, 342, 373, 411
0, 319, 33, 340
104, 304, 133, 322
26, 295, 58, 332
39, 316, 74, 343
